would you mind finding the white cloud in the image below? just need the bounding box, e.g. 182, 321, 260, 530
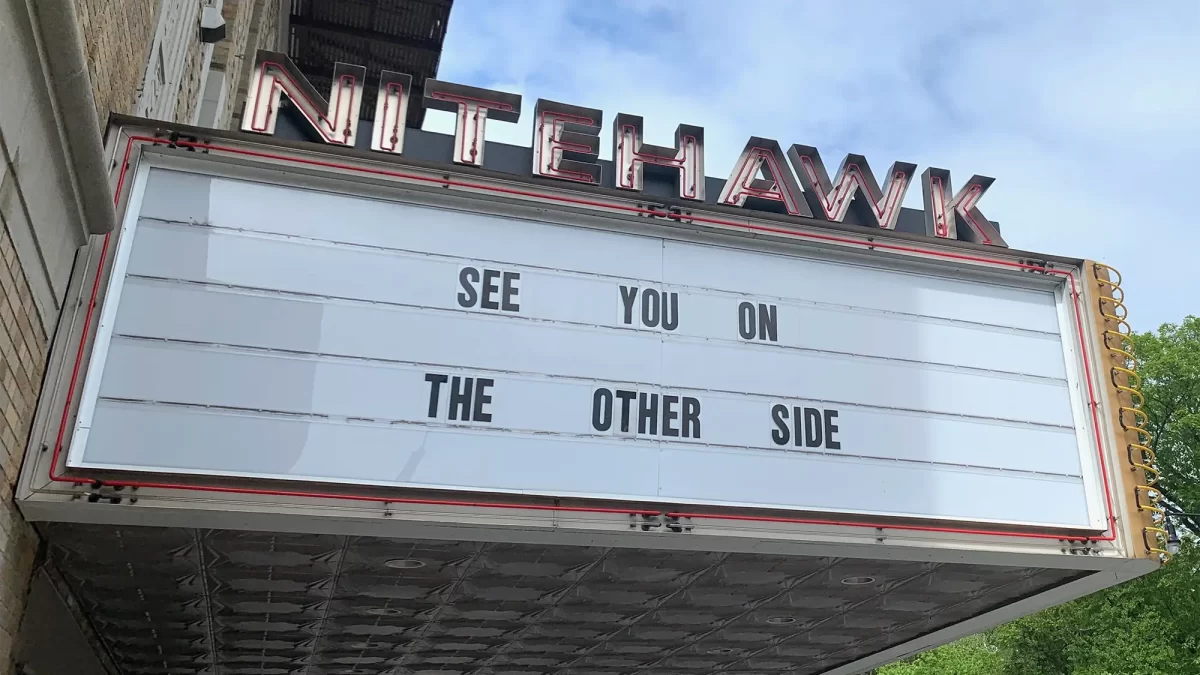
428, 0, 1199, 329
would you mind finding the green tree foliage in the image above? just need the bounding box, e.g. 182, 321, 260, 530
873, 634, 1005, 675
997, 540, 1200, 675
874, 316, 1200, 675
1135, 317, 1200, 520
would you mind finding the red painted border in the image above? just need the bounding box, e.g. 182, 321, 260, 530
45, 134, 1117, 543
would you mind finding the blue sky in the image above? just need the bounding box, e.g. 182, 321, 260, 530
423, 1, 1199, 330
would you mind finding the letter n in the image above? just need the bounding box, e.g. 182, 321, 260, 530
240, 50, 365, 146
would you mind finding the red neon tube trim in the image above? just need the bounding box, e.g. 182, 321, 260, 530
45, 134, 1116, 543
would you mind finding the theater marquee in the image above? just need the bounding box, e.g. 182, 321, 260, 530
10, 70, 1162, 675
62, 164, 1108, 531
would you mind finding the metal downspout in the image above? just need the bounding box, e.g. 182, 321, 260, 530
22, 0, 118, 236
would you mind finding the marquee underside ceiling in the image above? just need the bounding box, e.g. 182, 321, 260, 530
41, 522, 1085, 675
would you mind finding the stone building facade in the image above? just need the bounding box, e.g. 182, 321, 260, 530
0, 0, 282, 670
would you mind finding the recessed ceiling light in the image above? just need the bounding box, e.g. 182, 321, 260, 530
765, 616, 797, 625
841, 575, 877, 586
383, 558, 426, 569
366, 607, 405, 617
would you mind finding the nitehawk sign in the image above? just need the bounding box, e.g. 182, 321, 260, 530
240, 50, 1006, 247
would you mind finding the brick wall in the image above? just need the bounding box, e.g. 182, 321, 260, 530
0, 223, 45, 494
227, 0, 281, 130
0, 0, 240, 670
257, 0, 281, 59
0, 1, 72, 669
1, 1, 277, 670
73, 0, 273, 130
75, 0, 225, 124
174, 24, 207, 124
212, 0, 258, 129
0, 221, 46, 673
73, 0, 161, 123
0, 488, 37, 672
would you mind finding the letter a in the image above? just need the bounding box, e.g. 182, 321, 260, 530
718, 137, 811, 217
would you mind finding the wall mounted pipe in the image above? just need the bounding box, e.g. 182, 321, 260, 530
23, 0, 119, 236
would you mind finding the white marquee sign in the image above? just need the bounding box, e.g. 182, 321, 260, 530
67, 166, 1106, 531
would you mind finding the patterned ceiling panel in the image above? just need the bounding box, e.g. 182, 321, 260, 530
40, 523, 1085, 675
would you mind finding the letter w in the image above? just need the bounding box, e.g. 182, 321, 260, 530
788, 145, 916, 230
